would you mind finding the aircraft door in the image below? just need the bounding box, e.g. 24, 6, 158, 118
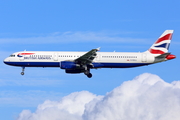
141, 53, 147, 62
53, 53, 58, 61
96, 54, 101, 61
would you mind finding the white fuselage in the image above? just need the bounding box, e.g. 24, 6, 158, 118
4, 51, 155, 68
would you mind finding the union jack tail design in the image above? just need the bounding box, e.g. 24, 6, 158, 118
148, 30, 174, 54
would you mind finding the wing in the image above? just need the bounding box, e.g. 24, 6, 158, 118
75, 47, 100, 65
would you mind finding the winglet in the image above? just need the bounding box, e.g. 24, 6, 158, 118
96, 47, 100, 51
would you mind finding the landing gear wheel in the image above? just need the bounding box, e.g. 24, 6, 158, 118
84, 70, 89, 75
83, 67, 92, 78
21, 67, 25, 75
87, 73, 92, 78
21, 72, 24, 75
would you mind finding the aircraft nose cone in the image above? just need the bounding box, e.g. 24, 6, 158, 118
3, 58, 9, 64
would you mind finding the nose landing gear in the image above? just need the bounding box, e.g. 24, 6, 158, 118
21, 67, 25, 75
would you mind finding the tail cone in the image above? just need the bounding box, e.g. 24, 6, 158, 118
166, 54, 176, 60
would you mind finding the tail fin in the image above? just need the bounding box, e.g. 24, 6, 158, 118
148, 30, 174, 54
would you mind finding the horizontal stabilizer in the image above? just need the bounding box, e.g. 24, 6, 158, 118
155, 52, 176, 62
155, 53, 170, 59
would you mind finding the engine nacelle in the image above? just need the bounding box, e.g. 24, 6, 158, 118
65, 69, 83, 74
60, 61, 80, 69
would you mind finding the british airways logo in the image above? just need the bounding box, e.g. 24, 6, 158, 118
17, 53, 35, 57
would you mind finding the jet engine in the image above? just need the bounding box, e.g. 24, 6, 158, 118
60, 61, 80, 69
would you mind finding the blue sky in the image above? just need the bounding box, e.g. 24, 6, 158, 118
0, 0, 180, 119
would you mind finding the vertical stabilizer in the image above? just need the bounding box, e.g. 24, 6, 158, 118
148, 30, 174, 54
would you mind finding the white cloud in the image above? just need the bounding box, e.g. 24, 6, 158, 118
0, 31, 147, 44
17, 91, 102, 120
17, 73, 180, 120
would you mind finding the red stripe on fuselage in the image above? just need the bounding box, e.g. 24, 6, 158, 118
155, 33, 172, 44
18, 53, 35, 55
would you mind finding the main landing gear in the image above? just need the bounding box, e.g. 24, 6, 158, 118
84, 69, 92, 78
21, 67, 25, 75
87, 73, 92, 78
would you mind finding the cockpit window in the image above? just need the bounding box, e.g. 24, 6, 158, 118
9, 55, 15, 57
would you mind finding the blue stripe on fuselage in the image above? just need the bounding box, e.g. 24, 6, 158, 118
93, 62, 150, 68
4, 61, 151, 68
4, 61, 59, 67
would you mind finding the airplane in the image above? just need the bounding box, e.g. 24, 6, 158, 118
3, 30, 176, 78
